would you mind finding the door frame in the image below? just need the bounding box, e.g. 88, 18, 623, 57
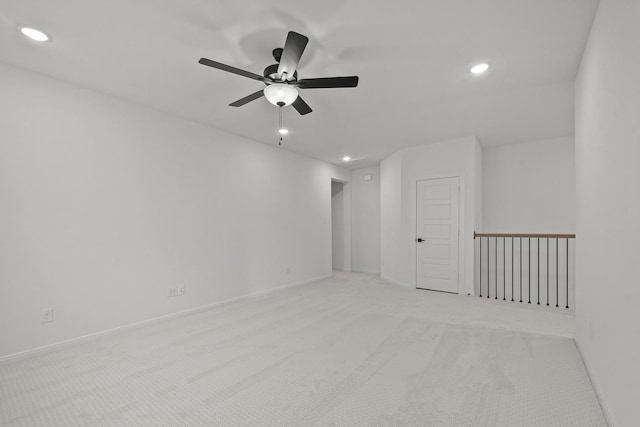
410, 172, 465, 294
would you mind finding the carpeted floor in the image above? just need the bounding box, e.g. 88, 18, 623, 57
0, 272, 606, 426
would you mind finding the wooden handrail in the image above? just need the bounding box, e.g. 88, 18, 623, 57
474, 232, 575, 239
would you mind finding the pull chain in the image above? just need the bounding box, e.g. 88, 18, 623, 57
278, 106, 283, 146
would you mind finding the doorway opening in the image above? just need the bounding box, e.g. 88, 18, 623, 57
331, 180, 345, 270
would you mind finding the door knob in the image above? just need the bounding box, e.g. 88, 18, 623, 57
416, 238, 424, 243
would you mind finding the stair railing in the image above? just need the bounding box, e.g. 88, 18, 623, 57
474, 232, 575, 309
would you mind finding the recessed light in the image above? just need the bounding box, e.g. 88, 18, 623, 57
470, 63, 489, 74
19, 26, 50, 42
278, 128, 289, 135
343, 156, 351, 162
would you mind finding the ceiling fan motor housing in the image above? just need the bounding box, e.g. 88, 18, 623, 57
263, 63, 297, 82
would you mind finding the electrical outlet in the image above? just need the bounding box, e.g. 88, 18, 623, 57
168, 285, 185, 298
41, 308, 53, 323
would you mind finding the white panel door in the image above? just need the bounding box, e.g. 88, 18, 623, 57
416, 177, 459, 293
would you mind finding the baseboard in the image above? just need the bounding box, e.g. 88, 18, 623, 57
350, 269, 381, 275
380, 275, 413, 289
574, 339, 615, 427
0, 274, 331, 364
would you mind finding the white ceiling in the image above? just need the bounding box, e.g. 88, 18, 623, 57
0, 0, 599, 167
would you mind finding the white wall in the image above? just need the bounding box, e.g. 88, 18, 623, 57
575, 1, 640, 425
474, 141, 483, 235
350, 166, 381, 274
483, 136, 575, 233
381, 136, 482, 294
331, 181, 344, 270
0, 63, 350, 359
380, 152, 403, 284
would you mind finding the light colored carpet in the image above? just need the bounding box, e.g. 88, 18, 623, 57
0, 272, 606, 426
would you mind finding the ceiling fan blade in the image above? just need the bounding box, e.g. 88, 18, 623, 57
292, 96, 312, 115
229, 90, 265, 107
296, 76, 359, 89
199, 58, 267, 82
277, 31, 309, 80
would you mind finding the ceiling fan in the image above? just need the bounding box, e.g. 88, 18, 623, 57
198, 31, 359, 116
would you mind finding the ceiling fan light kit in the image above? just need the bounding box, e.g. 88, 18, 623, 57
264, 84, 298, 107
198, 31, 359, 118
